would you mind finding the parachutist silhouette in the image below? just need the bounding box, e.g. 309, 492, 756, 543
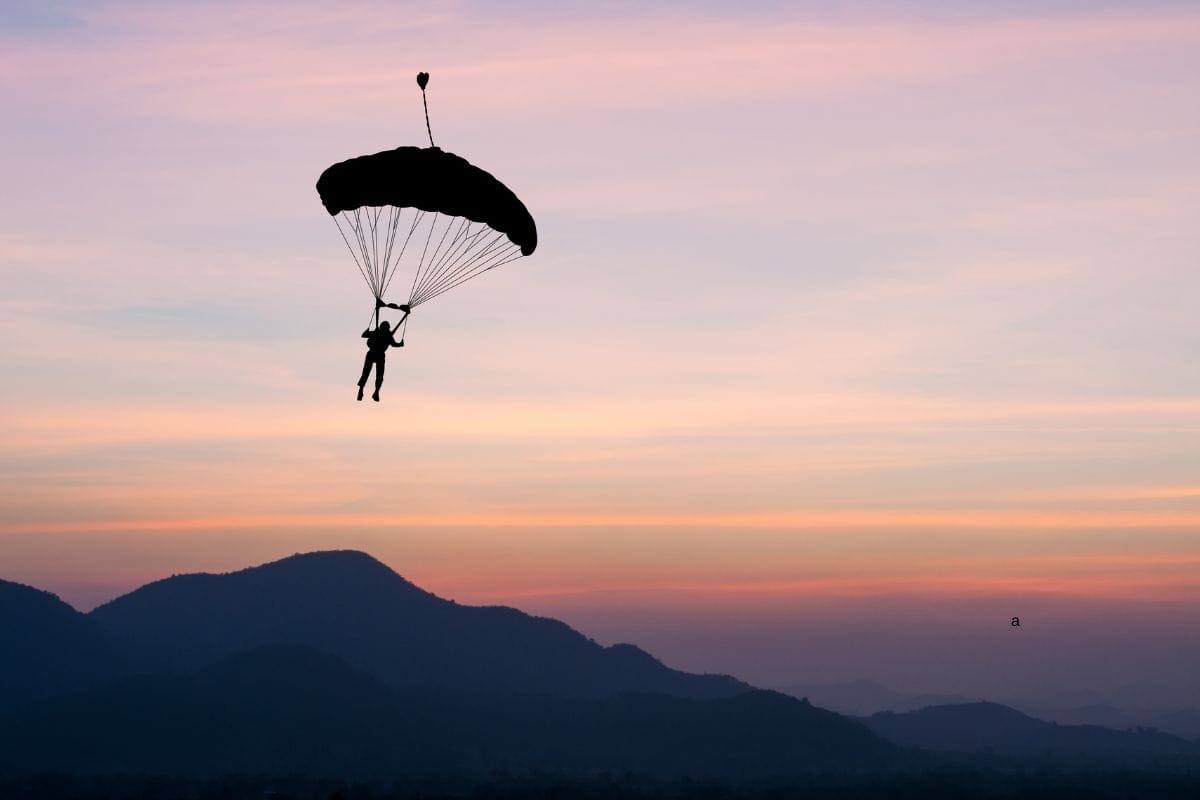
358, 306, 408, 402
319, 71, 537, 402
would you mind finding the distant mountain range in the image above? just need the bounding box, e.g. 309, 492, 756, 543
861, 702, 1198, 767
778, 679, 977, 717
2, 550, 1196, 779
778, 679, 1200, 741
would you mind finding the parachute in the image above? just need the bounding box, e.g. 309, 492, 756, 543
316, 73, 537, 333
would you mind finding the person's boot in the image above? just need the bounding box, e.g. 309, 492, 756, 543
372, 390, 380, 402
357, 385, 364, 401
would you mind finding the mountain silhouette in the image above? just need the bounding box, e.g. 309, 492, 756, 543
0, 579, 126, 709
1148, 708, 1200, 742
7, 552, 1196, 783
90, 550, 749, 698
862, 702, 1200, 765
778, 679, 977, 716
1013, 701, 1139, 731
778, 679, 905, 715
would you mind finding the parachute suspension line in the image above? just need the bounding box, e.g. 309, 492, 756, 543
421, 213, 461, 295
441, 245, 524, 298
371, 206, 383, 295
335, 203, 526, 312
409, 230, 502, 307
410, 232, 499, 307
348, 209, 366, 289
377, 205, 403, 297
441, 231, 517, 286
413, 248, 523, 308
412, 218, 486, 301
412, 242, 520, 309
333, 212, 373, 294
370, 207, 385, 294
375, 207, 389, 286
385, 206, 404, 286
425, 228, 509, 294
366, 208, 375, 290
348, 211, 374, 298
406, 211, 442, 306
383, 209, 426, 301
406, 214, 461, 305
375, 206, 392, 293
400, 211, 429, 301
413, 216, 470, 300
410, 230, 514, 307
412, 223, 506, 301
350, 208, 378, 298
356, 207, 380, 297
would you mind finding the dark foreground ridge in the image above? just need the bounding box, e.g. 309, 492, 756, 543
6, 770, 1200, 800
1, 643, 890, 778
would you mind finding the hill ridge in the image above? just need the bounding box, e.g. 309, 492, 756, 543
87, 548, 750, 699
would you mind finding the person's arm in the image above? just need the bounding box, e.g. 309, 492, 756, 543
384, 308, 410, 342
393, 312, 409, 346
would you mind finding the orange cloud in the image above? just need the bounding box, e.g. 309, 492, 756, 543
7, 508, 1200, 536
7, 393, 1200, 453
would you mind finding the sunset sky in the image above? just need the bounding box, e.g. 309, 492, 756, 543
2, 0, 1199, 705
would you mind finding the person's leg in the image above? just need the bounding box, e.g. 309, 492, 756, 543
357, 353, 373, 400
358, 353, 373, 387
372, 356, 385, 401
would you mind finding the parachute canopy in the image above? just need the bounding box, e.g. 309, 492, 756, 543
317, 146, 536, 256
316, 145, 536, 311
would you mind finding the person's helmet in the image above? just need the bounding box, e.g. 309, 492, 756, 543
380, 321, 391, 330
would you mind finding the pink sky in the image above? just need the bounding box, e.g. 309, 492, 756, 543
2, 1, 1199, 702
